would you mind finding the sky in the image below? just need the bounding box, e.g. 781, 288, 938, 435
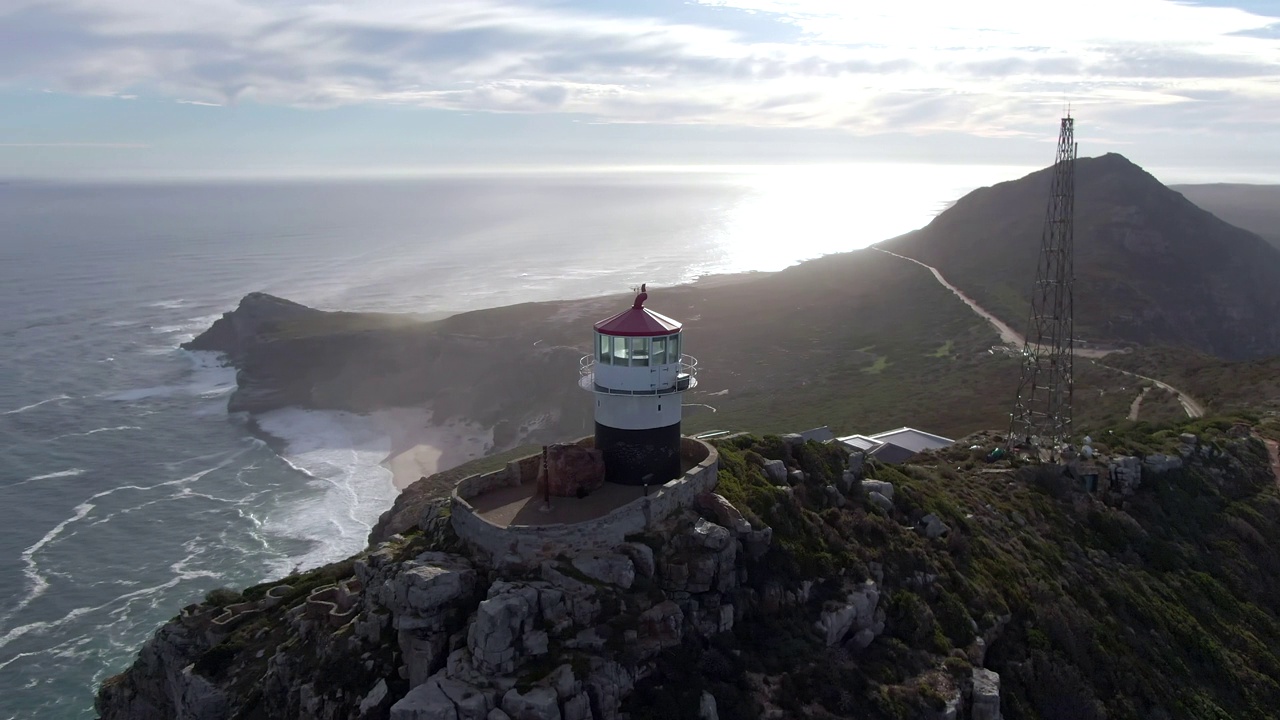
1, 0, 1279, 180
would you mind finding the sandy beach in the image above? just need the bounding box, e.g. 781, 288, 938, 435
376, 407, 493, 490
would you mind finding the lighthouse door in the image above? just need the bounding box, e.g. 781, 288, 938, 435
651, 336, 668, 390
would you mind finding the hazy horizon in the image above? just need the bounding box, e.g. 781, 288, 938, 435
4, 158, 1280, 186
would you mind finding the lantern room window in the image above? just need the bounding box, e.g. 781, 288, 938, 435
628, 337, 650, 366
597, 333, 612, 365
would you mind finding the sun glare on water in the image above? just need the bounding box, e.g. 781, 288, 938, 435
710, 163, 1035, 273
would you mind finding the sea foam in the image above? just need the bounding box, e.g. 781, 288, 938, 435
254, 408, 404, 571
2, 395, 72, 415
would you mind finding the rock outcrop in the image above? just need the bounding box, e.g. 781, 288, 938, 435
182, 293, 322, 359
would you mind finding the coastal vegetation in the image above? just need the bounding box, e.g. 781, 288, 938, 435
625, 419, 1280, 719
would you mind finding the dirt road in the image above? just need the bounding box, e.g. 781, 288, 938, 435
873, 247, 1206, 419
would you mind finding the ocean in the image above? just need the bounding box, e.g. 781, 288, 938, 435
0, 164, 1031, 718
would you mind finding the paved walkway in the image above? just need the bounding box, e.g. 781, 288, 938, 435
469, 481, 648, 528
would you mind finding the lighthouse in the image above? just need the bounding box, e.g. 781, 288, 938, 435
579, 285, 697, 485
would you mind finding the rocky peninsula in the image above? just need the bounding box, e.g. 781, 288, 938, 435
96, 419, 1280, 719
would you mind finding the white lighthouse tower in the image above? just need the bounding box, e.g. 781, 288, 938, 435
579, 285, 697, 485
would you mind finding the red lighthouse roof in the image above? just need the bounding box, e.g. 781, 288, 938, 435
594, 286, 682, 337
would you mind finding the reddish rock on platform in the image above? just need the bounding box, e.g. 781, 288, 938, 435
536, 444, 606, 498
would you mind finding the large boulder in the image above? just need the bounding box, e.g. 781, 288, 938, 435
815, 581, 881, 646
694, 492, 752, 535
537, 444, 606, 498
501, 687, 560, 720
971, 668, 1002, 720
861, 479, 894, 500
571, 554, 636, 589
390, 674, 494, 720
468, 583, 542, 676
919, 514, 949, 539
761, 459, 788, 485
1110, 456, 1142, 495
1143, 453, 1183, 475
867, 491, 894, 513
358, 551, 477, 628
637, 601, 685, 652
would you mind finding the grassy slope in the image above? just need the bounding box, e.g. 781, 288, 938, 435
1106, 348, 1280, 421
240, 244, 1189, 451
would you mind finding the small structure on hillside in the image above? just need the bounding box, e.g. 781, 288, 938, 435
837, 427, 954, 464
785, 426, 836, 444
579, 284, 698, 485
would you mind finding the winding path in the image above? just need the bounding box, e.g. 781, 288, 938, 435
1128, 386, 1153, 421
872, 247, 1206, 419
1092, 362, 1205, 419
875, 248, 1025, 347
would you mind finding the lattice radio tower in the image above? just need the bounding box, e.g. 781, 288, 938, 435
1010, 116, 1077, 450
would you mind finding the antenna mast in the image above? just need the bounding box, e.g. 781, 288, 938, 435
1010, 116, 1077, 452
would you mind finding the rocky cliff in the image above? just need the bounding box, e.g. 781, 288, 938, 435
181, 292, 593, 450
97, 419, 1280, 719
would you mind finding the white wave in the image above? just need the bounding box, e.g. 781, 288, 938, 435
104, 385, 180, 402
2, 395, 71, 415
49, 426, 141, 442
24, 468, 84, 483
255, 408, 403, 570
105, 351, 236, 403
2, 468, 86, 490
151, 314, 223, 344
148, 299, 192, 309
0, 567, 220, 655
183, 350, 236, 398
3, 454, 247, 624
3, 503, 97, 625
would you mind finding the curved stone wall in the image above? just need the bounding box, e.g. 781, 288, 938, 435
451, 437, 718, 567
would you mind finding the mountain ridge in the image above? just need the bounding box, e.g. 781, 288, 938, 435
881, 153, 1280, 360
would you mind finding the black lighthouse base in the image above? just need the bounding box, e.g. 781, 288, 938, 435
594, 422, 681, 486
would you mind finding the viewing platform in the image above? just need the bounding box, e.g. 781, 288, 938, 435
450, 437, 718, 567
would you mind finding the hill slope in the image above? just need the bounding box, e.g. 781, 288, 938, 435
1171, 184, 1280, 251
881, 154, 1280, 360
186, 249, 1155, 449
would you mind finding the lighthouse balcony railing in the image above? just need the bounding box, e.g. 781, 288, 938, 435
578, 354, 698, 395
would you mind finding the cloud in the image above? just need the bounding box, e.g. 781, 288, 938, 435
0, 0, 1276, 141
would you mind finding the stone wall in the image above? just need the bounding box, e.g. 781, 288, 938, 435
451, 437, 718, 567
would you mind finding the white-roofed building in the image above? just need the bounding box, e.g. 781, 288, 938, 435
836, 427, 954, 464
